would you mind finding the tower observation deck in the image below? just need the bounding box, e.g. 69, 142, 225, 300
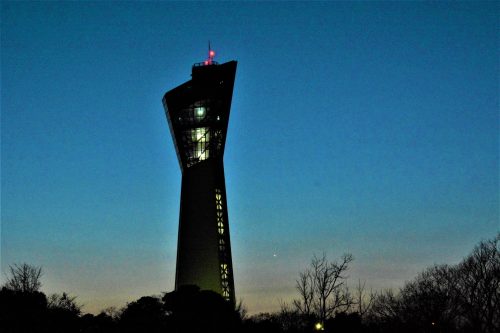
162, 55, 237, 304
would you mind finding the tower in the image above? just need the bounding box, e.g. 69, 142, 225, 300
162, 51, 237, 304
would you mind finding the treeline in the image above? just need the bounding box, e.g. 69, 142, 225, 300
1, 234, 498, 333
1, 280, 240, 333
259, 233, 499, 333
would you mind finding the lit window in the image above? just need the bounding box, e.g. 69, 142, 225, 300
194, 106, 206, 121
195, 127, 205, 140
189, 127, 210, 161
215, 188, 230, 300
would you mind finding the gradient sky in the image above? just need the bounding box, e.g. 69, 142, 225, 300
1, 1, 498, 314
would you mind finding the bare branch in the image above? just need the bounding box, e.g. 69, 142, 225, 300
355, 279, 376, 318
294, 253, 354, 322
5, 263, 43, 293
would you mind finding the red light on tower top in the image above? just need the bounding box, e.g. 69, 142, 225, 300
204, 42, 216, 65
206, 49, 215, 65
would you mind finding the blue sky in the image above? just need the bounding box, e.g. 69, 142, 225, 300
2, 1, 498, 314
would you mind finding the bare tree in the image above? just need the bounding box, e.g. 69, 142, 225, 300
235, 299, 248, 321
293, 269, 314, 316
367, 234, 499, 333
278, 300, 309, 332
354, 279, 376, 318
293, 253, 354, 323
48, 292, 82, 315
4, 263, 43, 293
368, 289, 400, 322
451, 234, 500, 333
312, 253, 354, 322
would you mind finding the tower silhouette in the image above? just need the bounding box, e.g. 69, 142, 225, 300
162, 53, 237, 304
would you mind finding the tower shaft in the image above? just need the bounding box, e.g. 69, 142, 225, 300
176, 159, 234, 302
162, 60, 237, 303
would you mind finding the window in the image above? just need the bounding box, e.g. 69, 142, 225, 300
190, 127, 210, 161
194, 106, 206, 121
215, 188, 231, 300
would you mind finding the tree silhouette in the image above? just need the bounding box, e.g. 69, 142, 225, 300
163, 285, 241, 333
119, 295, 167, 333
451, 234, 499, 333
1, 263, 47, 332
4, 263, 43, 293
0, 287, 48, 333
293, 253, 354, 325
241, 312, 284, 333
354, 279, 376, 320
48, 292, 81, 315
80, 312, 118, 333
1, 234, 496, 333
47, 293, 82, 333
367, 233, 500, 333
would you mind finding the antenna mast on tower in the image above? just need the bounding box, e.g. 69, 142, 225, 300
204, 41, 216, 65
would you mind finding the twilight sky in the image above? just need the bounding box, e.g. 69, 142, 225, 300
1, 1, 498, 314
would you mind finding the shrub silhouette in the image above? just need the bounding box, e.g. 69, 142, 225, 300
163, 285, 241, 333
0, 287, 48, 333
119, 296, 167, 333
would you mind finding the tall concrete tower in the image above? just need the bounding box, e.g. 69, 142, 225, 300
162, 52, 237, 304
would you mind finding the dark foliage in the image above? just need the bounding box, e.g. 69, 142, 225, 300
119, 296, 167, 333
46, 292, 82, 333
0, 287, 48, 333
367, 234, 499, 333
163, 285, 241, 333
241, 313, 284, 333
325, 312, 363, 333
80, 312, 118, 333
